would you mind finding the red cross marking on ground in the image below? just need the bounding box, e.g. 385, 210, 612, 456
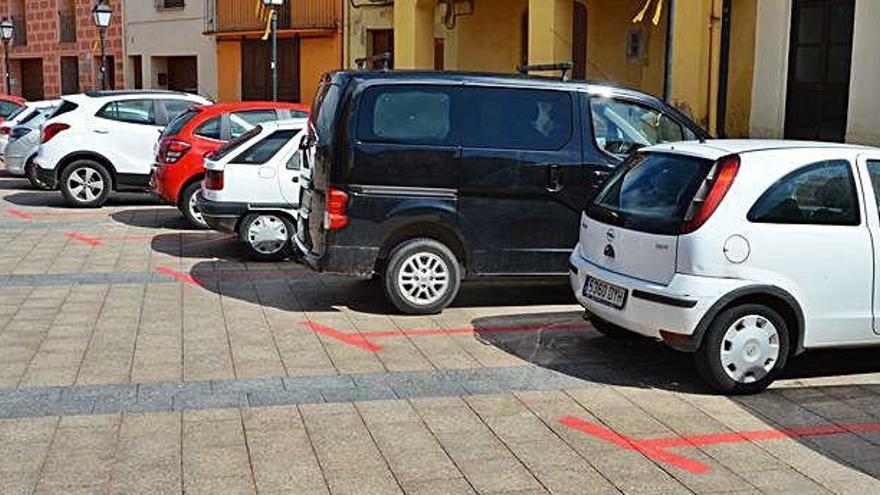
560, 416, 880, 474
6, 209, 106, 220
299, 321, 589, 352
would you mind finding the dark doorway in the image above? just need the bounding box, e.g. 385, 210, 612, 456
60, 56, 79, 95
130, 55, 143, 89
784, 0, 855, 142
572, 2, 587, 79
241, 38, 300, 102
20, 58, 44, 100
167, 56, 198, 93
368, 29, 394, 69
95, 55, 116, 90
434, 38, 445, 70
520, 10, 529, 68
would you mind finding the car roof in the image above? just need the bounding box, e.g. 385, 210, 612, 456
84, 90, 194, 98
0, 94, 26, 105
196, 101, 310, 113
645, 140, 878, 161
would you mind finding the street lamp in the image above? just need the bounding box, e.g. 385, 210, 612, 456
0, 19, 13, 95
263, 0, 284, 101
91, 1, 112, 90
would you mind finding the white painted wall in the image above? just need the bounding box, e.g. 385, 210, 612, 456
846, 0, 880, 145
748, 0, 791, 139
123, 0, 217, 99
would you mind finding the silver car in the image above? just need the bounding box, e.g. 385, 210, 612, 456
4, 105, 57, 189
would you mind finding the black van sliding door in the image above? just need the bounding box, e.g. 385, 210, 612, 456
458, 86, 583, 275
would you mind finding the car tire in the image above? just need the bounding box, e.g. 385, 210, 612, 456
59, 160, 112, 208
694, 304, 790, 395
588, 313, 638, 340
179, 181, 209, 230
383, 238, 462, 315
25, 158, 52, 191
238, 213, 292, 262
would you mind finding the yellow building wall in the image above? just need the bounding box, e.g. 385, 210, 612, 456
668, 0, 716, 130
453, 0, 528, 72
725, 0, 756, 138
217, 39, 242, 102
300, 35, 342, 105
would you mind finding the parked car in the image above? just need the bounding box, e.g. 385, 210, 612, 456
3, 103, 61, 189
570, 140, 880, 394
198, 119, 307, 260
0, 95, 26, 123
33, 90, 210, 207
152, 101, 309, 228
295, 70, 708, 314
0, 100, 59, 156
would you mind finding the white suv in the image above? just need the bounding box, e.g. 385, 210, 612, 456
570, 140, 880, 394
34, 90, 209, 207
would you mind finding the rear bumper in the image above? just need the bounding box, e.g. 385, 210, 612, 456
569, 246, 748, 349
4, 154, 25, 175
196, 194, 247, 234
294, 231, 377, 279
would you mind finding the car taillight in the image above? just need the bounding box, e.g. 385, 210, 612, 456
205, 169, 224, 191
161, 139, 191, 164
0, 127, 10, 135
681, 154, 740, 234
42, 123, 70, 143
324, 188, 349, 230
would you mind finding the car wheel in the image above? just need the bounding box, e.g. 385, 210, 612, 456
695, 304, 790, 395
59, 160, 111, 208
179, 181, 209, 229
25, 158, 52, 190
238, 213, 291, 262
383, 238, 462, 315
587, 313, 638, 340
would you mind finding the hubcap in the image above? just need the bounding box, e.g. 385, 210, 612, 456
246, 215, 288, 255
397, 252, 450, 306
720, 315, 780, 384
67, 167, 104, 202
188, 192, 206, 226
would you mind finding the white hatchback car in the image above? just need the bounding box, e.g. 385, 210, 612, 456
34, 90, 209, 207
570, 140, 880, 394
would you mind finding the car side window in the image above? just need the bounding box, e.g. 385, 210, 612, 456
590, 97, 684, 159
195, 117, 221, 140
230, 109, 280, 139
461, 87, 572, 151
162, 99, 196, 125
748, 160, 860, 226
231, 129, 297, 165
357, 85, 453, 145
96, 99, 156, 125
866, 160, 880, 211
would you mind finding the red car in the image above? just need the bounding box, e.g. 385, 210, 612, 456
0, 95, 26, 123
152, 101, 309, 228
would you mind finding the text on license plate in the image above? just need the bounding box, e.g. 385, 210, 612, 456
583, 277, 627, 309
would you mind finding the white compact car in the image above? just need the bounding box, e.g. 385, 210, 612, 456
34, 90, 209, 207
0, 100, 58, 160
198, 119, 306, 261
570, 140, 880, 394
4, 105, 58, 189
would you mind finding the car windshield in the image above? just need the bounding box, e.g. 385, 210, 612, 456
588, 152, 713, 235
207, 126, 262, 161
162, 109, 200, 138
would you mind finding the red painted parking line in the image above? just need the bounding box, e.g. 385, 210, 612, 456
299, 322, 589, 352
6, 209, 105, 220
65, 233, 103, 247
6, 209, 33, 220
560, 416, 880, 475
154, 266, 202, 287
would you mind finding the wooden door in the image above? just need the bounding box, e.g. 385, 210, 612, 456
368, 29, 394, 69
20, 58, 44, 100
241, 38, 300, 102
784, 0, 855, 142
167, 56, 198, 93
60, 56, 79, 95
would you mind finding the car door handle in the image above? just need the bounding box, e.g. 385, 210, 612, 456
93, 128, 109, 134
547, 165, 563, 193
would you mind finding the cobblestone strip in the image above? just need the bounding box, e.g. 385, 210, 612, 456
0, 365, 594, 419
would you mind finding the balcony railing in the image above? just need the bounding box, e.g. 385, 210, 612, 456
205, 0, 338, 33
11, 15, 26, 46
59, 10, 77, 43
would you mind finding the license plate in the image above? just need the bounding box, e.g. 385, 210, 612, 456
583, 277, 627, 309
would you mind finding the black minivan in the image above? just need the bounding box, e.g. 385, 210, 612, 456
296, 70, 708, 314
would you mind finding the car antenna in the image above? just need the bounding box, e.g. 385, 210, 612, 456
517, 62, 575, 81
354, 52, 392, 71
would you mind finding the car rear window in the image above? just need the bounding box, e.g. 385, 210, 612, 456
5, 105, 27, 121
357, 85, 453, 145
162, 109, 200, 138
0, 100, 21, 118
207, 126, 262, 161
588, 152, 713, 235
231, 129, 298, 165
49, 100, 79, 119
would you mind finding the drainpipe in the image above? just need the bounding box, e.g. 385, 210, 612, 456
716, 0, 732, 137
663, 0, 675, 102
707, 0, 723, 135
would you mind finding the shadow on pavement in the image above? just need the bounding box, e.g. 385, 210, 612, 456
110, 207, 195, 229
150, 232, 241, 260
0, 176, 37, 190
5, 191, 157, 208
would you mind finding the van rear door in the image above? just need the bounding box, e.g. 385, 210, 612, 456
582, 152, 714, 285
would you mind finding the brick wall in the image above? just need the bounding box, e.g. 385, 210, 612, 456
0, 0, 124, 98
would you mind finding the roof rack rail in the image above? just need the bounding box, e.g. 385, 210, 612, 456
355, 52, 392, 71
517, 62, 575, 81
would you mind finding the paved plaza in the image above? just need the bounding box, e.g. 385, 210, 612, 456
0, 173, 879, 494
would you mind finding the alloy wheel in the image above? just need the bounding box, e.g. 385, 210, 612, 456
396, 252, 450, 307
67, 166, 104, 203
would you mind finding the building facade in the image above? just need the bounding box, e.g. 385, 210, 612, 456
123, 0, 217, 99
0, 0, 124, 99
205, 0, 343, 105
